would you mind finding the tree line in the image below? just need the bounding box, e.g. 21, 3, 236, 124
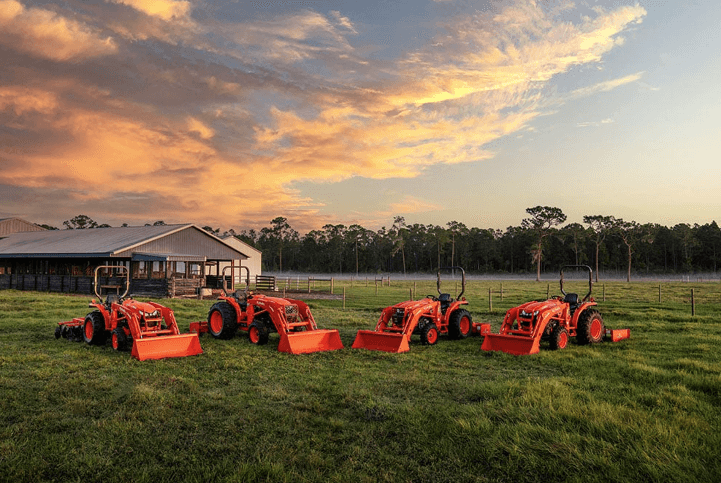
225, 208, 720, 281
56, 209, 721, 280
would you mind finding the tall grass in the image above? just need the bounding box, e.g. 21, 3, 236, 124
0, 281, 719, 482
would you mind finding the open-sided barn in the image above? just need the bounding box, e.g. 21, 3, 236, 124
0, 224, 261, 298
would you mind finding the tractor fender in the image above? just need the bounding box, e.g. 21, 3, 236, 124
218, 295, 244, 324
570, 302, 598, 328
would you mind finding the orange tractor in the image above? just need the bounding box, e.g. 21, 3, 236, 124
481, 265, 630, 355
55, 266, 203, 361
352, 267, 490, 353
190, 266, 344, 354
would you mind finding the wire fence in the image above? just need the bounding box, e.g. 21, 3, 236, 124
317, 279, 721, 317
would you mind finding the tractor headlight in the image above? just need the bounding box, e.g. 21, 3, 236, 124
144, 310, 160, 318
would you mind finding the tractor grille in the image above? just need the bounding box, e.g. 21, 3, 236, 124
391, 308, 405, 327
285, 305, 299, 322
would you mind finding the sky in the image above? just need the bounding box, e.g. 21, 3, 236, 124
1, 0, 719, 233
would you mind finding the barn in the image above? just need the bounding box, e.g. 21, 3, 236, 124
0, 217, 47, 237
0, 224, 261, 298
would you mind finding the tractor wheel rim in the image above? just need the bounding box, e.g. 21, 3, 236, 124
85, 321, 93, 340
590, 319, 602, 339
559, 332, 568, 349
249, 327, 259, 344
210, 311, 223, 334
460, 317, 470, 335
428, 328, 438, 344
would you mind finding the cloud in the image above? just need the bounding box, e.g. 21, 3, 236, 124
108, 0, 191, 21
567, 72, 646, 100
0, 0, 117, 62
0, 1, 648, 230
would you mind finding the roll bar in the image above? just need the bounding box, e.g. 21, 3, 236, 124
93, 265, 130, 301
559, 265, 593, 301
437, 266, 465, 300
222, 264, 250, 295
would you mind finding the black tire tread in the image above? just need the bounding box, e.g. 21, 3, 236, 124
576, 308, 604, 345
249, 320, 270, 345
207, 301, 238, 339
420, 322, 439, 345
549, 325, 568, 351
84, 311, 107, 345
448, 309, 472, 339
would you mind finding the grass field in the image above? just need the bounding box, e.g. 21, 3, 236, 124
1, 279, 720, 482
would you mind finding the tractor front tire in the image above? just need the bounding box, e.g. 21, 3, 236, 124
576, 309, 605, 345
449, 309, 472, 339
248, 320, 270, 345
420, 322, 439, 345
549, 325, 569, 350
207, 302, 238, 340
111, 328, 128, 351
83, 311, 107, 345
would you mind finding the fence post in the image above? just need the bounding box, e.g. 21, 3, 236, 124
691, 288, 695, 316
331, 278, 334, 294
308, 277, 311, 294
409, 288, 413, 301
413, 281, 416, 300
387, 276, 390, 287
343, 287, 346, 310
489, 287, 493, 312
500, 282, 503, 301
375, 280, 378, 296
658, 284, 661, 303
546, 283, 550, 299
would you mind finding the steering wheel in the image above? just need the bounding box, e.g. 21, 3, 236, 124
426, 295, 438, 301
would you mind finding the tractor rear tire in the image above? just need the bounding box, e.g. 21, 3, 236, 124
420, 322, 439, 345
576, 309, 605, 345
248, 320, 270, 345
549, 325, 569, 350
207, 302, 238, 340
111, 328, 128, 351
83, 311, 107, 345
54, 326, 62, 339
448, 309, 472, 339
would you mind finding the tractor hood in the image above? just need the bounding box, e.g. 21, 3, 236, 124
122, 300, 162, 318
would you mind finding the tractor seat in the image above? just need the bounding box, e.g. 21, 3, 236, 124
563, 293, 579, 314
106, 293, 121, 305
439, 293, 452, 313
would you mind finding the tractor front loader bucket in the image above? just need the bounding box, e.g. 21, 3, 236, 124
277, 329, 344, 354
481, 333, 541, 356
131, 333, 203, 361
352, 330, 411, 353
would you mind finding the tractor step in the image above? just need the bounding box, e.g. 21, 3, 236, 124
277, 329, 344, 354
480, 333, 541, 356
131, 333, 203, 361
352, 330, 411, 353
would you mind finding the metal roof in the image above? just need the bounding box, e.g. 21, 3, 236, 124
0, 224, 245, 259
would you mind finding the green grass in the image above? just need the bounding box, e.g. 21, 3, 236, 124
1, 280, 720, 482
